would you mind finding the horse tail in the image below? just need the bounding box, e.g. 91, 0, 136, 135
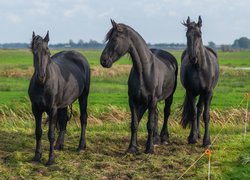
181, 95, 193, 128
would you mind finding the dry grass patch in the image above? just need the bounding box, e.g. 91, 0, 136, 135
91, 65, 131, 77
0, 67, 33, 78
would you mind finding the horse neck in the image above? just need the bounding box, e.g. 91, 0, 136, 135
197, 39, 206, 67
128, 31, 153, 86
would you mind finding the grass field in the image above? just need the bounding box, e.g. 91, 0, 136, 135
0, 49, 250, 179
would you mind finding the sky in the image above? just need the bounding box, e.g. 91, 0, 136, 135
0, 0, 249, 45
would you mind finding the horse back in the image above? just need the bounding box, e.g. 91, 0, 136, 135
52, 51, 89, 71
150, 48, 178, 74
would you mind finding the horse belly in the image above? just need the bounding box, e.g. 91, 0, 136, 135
128, 73, 148, 104
57, 75, 84, 108
181, 68, 201, 95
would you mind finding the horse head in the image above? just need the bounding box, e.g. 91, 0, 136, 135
31, 31, 51, 84
100, 19, 131, 68
182, 16, 203, 64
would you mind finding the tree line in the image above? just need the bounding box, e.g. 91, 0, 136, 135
0, 37, 250, 51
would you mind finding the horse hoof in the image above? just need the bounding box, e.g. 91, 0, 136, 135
161, 140, 170, 145
77, 146, 86, 152
188, 135, 198, 144
160, 136, 170, 145
145, 148, 154, 154
54, 144, 64, 151
46, 159, 55, 166
203, 138, 211, 148
32, 152, 42, 162
153, 135, 160, 145
46, 156, 55, 166
127, 147, 138, 154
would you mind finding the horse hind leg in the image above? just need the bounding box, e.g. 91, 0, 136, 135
160, 94, 173, 145
153, 107, 160, 145
196, 95, 204, 139
55, 107, 68, 150
77, 91, 89, 152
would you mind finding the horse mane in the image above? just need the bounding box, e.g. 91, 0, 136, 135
105, 23, 146, 45
205, 46, 218, 58
105, 27, 114, 42
30, 35, 43, 50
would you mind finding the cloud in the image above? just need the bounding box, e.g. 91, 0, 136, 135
7, 13, 22, 24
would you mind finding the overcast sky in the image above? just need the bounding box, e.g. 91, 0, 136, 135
0, 0, 249, 45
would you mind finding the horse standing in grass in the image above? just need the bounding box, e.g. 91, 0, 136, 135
29, 31, 90, 165
180, 16, 219, 147
100, 20, 178, 153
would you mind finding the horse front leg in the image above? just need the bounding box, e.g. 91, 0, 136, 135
32, 104, 43, 162
203, 92, 212, 147
46, 108, 57, 166
187, 93, 198, 144
196, 95, 204, 139
127, 98, 147, 154
145, 100, 157, 154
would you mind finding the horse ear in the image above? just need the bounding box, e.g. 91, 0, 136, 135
32, 31, 35, 39
111, 19, 123, 32
198, 16, 202, 27
111, 19, 117, 29
44, 31, 50, 42
186, 16, 190, 24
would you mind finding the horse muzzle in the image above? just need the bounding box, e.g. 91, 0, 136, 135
100, 54, 113, 68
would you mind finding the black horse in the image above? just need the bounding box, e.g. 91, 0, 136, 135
181, 16, 219, 147
100, 20, 178, 154
28, 31, 90, 165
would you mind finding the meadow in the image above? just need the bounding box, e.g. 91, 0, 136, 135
0, 49, 250, 179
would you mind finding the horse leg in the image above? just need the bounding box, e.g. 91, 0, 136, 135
127, 99, 147, 154
55, 107, 68, 150
77, 92, 89, 152
160, 95, 173, 144
196, 95, 204, 139
46, 108, 57, 166
153, 107, 160, 144
203, 92, 212, 147
187, 93, 198, 144
145, 100, 157, 154
32, 104, 43, 162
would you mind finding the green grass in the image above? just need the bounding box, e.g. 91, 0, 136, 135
0, 49, 250, 179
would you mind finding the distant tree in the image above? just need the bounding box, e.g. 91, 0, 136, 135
69, 39, 75, 46
89, 39, 98, 45
78, 39, 84, 46
208, 41, 216, 50
232, 37, 250, 49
